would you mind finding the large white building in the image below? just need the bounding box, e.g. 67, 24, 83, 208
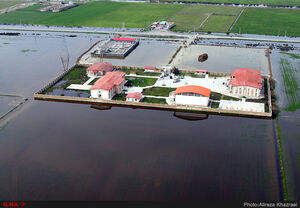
172, 85, 211, 107
229, 68, 262, 97
90, 71, 125, 100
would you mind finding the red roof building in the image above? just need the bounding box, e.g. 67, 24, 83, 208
86, 62, 114, 74
144, 66, 156, 70
195, 69, 208, 73
229, 68, 262, 89
113, 37, 136, 42
126, 92, 143, 100
174, 85, 211, 97
90, 71, 125, 91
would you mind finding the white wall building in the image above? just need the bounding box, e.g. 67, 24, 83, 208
229, 68, 262, 97
90, 71, 125, 100
171, 85, 211, 107
126, 92, 143, 102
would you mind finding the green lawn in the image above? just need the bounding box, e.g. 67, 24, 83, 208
231, 8, 300, 37
112, 93, 127, 101
0, 0, 27, 10
148, 0, 300, 7
142, 97, 167, 104
142, 87, 176, 97
125, 77, 157, 87
118, 68, 161, 76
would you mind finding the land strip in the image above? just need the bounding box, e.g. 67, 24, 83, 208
1, 2, 300, 37
34, 94, 272, 118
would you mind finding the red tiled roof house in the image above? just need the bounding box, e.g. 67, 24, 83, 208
90, 71, 125, 99
126, 92, 143, 102
173, 85, 211, 106
229, 68, 262, 97
86, 62, 114, 77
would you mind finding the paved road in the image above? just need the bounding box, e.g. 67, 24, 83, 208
1, 24, 300, 43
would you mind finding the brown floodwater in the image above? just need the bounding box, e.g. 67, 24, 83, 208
0, 31, 280, 200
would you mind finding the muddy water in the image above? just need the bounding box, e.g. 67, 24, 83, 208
172, 45, 269, 75
85, 39, 179, 67
0, 31, 280, 200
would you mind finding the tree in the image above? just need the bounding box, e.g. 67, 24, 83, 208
173, 67, 180, 75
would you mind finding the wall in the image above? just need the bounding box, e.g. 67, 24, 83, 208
175, 95, 209, 106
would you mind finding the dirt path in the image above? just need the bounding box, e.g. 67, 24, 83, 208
0, 2, 36, 15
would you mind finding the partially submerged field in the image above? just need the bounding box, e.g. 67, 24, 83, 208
231, 8, 300, 37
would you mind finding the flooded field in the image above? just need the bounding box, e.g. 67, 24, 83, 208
270, 49, 300, 200
172, 45, 270, 75
0, 31, 284, 200
79, 39, 180, 68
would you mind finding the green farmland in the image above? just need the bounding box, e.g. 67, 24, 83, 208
168, 5, 242, 32
1, 1, 300, 36
231, 8, 300, 37
148, 0, 300, 7
0, 1, 182, 28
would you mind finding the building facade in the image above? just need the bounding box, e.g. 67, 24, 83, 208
229, 68, 262, 97
90, 71, 125, 100
172, 85, 211, 106
126, 92, 143, 102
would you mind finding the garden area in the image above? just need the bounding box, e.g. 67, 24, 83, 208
125, 77, 157, 87
142, 87, 176, 97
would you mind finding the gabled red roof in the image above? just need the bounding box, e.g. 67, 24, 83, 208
90, 71, 125, 91
174, 85, 211, 97
144, 66, 156, 70
86, 62, 114, 72
126, 92, 142, 100
113, 37, 135, 42
229, 68, 262, 89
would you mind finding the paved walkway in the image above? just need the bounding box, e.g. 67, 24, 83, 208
67, 84, 91, 90
219, 100, 265, 112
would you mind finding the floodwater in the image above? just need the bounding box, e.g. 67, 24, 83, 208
172, 45, 270, 75
270, 49, 300, 200
0, 31, 280, 200
81, 39, 179, 68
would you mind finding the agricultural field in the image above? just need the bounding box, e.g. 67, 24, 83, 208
0, 4, 49, 24
168, 5, 242, 32
231, 8, 300, 37
148, 0, 300, 7
1, 1, 300, 36
0, 0, 27, 10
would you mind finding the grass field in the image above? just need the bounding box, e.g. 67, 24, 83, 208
0, 0, 26, 10
231, 8, 300, 37
168, 5, 241, 32
125, 77, 157, 87
148, 0, 300, 7
0, 4, 50, 24
142, 87, 176, 97
142, 97, 167, 104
